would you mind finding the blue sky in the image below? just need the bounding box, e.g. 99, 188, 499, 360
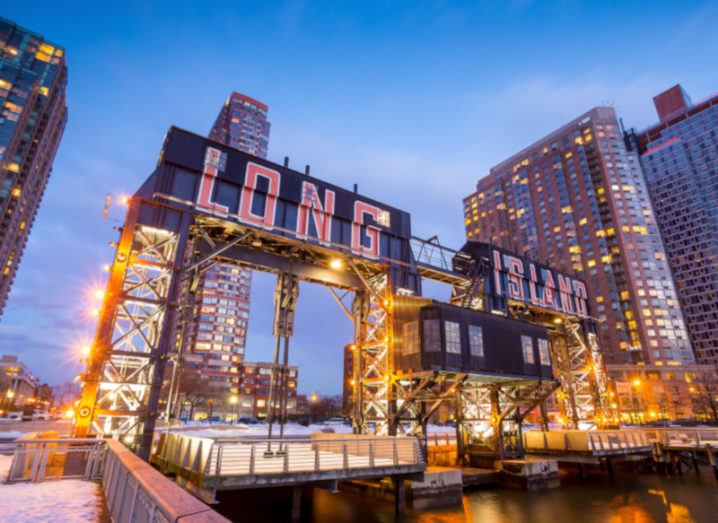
2, 1, 718, 395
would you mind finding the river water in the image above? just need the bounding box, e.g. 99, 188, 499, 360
215, 468, 718, 522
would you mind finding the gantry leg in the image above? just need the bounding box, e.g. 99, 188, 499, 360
552, 319, 612, 429
75, 202, 192, 461
350, 269, 394, 435
266, 272, 299, 448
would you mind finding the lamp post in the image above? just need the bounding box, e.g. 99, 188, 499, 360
310, 393, 319, 420
229, 395, 238, 423
2, 389, 15, 411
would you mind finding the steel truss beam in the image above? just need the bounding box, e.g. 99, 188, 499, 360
352, 269, 394, 435
75, 202, 191, 459
551, 318, 613, 428
458, 380, 558, 460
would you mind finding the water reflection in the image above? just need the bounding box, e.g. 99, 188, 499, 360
214, 470, 718, 523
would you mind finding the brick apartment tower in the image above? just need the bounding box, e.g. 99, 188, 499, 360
180, 93, 270, 416
0, 18, 67, 316
238, 361, 298, 418
626, 85, 718, 366
464, 107, 693, 365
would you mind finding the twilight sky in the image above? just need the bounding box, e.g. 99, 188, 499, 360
2, 1, 718, 395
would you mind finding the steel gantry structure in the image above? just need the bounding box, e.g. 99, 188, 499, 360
75, 127, 613, 461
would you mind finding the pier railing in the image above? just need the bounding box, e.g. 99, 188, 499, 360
631, 427, 718, 448
154, 433, 423, 481
5, 438, 229, 522
523, 430, 652, 455
103, 439, 229, 522
6, 438, 105, 482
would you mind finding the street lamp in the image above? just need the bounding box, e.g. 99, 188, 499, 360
229, 395, 238, 423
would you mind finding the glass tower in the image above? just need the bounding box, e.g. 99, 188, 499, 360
0, 17, 67, 317
626, 85, 718, 366
464, 107, 693, 366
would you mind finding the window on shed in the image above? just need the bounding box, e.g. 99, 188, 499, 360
468, 325, 484, 356
445, 321, 461, 354
521, 335, 535, 364
423, 319, 441, 352
538, 338, 550, 365
402, 321, 420, 355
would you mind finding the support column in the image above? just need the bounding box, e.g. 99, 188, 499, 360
266, 272, 299, 448
490, 387, 503, 459
394, 479, 406, 518
291, 486, 301, 522
139, 213, 193, 460
351, 291, 368, 433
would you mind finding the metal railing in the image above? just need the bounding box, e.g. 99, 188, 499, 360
426, 432, 457, 446
5, 438, 228, 522
7, 438, 105, 482
523, 430, 652, 455
154, 433, 423, 481
635, 427, 718, 447
0, 442, 17, 455
102, 439, 228, 522
410, 236, 459, 272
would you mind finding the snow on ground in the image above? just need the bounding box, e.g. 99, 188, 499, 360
0, 455, 104, 522
170, 421, 455, 439
170, 422, 354, 439
0, 430, 28, 440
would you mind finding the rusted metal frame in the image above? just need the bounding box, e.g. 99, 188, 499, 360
137, 210, 194, 460
74, 201, 145, 437
326, 286, 353, 320
181, 231, 253, 277
420, 375, 467, 425
109, 305, 163, 349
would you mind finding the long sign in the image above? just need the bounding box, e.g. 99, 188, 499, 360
490, 247, 589, 318
158, 128, 411, 261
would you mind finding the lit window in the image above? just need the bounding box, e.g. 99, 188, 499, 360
538, 339, 550, 366
423, 320, 441, 352
521, 336, 535, 364
445, 321, 461, 354
469, 325, 484, 357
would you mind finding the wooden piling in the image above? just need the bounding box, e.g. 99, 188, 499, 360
291, 486, 301, 522
395, 479, 406, 518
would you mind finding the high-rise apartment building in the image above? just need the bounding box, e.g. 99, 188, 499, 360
0, 17, 67, 316
463, 107, 692, 365
208, 92, 270, 159
626, 85, 718, 366
179, 92, 270, 414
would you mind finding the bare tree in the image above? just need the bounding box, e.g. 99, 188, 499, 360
691, 372, 718, 421
175, 370, 224, 420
